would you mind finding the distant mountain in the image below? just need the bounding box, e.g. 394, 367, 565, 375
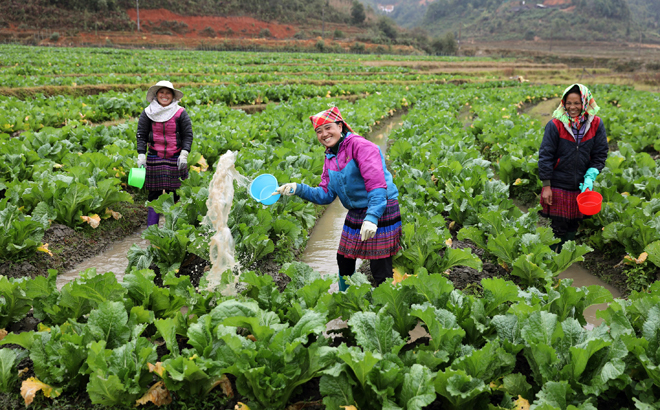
360, 0, 660, 43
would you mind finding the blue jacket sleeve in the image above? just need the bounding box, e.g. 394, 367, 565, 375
296, 183, 336, 205
365, 188, 387, 225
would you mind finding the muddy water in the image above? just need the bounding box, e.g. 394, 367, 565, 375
301, 115, 403, 281
559, 264, 621, 327
524, 97, 561, 124
56, 228, 150, 290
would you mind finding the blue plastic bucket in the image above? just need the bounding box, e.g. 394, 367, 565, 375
249, 174, 280, 205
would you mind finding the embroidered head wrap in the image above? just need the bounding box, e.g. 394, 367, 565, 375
309, 107, 353, 133
552, 83, 599, 129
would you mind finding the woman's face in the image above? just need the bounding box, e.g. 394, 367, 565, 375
564, 93, 583, 118
156, 88, 174, 107
315, 122, 343, 148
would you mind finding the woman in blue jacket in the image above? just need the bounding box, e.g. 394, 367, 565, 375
276, 107, 402, 289
538, 84, 608, 251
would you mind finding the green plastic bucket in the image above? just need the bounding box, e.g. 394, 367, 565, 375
128, 167, 146, 189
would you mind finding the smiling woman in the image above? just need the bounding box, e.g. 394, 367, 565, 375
136, 80, 194, 227
538, 83, 609, 252
276, 107, 402, 290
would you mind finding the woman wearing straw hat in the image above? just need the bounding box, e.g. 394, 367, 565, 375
275, 107, 402, 290
136, 80, 193, 226
538, 83, 608, 252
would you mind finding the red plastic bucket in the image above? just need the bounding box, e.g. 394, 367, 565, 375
577, 189, 602, 215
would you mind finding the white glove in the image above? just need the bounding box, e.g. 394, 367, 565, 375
360, 221, 378, 241
178, 150, 189, 171
275, 182, 297, 196
137, 154, 146, 168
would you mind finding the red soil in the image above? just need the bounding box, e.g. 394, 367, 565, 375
543, 0, 571, 6
125, 8, 296, 39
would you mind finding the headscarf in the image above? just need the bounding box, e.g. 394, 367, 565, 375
144, 98, 181, 123
552, 83, 600, 129
309, 107, 354, 133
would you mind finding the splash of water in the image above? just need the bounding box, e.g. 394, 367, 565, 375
203, 150, 249, 293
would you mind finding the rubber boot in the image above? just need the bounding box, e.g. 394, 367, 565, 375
338, 272, 349, 292
147, 207, 160, 227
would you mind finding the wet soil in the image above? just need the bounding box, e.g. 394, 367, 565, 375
0, 200, 147, 280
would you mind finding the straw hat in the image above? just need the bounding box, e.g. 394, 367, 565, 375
146, 80, 184, 103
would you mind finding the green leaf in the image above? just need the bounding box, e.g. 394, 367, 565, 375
481, 277, 520, 316
87, 374, 126, 406
347, 308, 406, 356
439, 247, 483, 272
155, 318, 179, 358
511, 254, 552, 288
645, 240, 660, 268
403, 271, 454, 309
398, 364, 436, 410
87, 301, 131, 349
434, 368, 489, 409
337, 344, 381, 389
372, 281, 419, 338
0, 348, 21, 393
550, 241, 593, 274
122, 269, 156, 307
487, 234, 518, 266
0, 276, 32, 328
457, 226, 487, 249
320, 371, 357, 410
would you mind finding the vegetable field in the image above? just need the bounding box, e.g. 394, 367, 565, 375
1, 44, 660, 410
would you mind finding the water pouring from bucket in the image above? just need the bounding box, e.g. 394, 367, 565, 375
577, 189, 602, 215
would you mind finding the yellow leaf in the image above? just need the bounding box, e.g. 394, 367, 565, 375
135, 381, 172, 407
197, 155, 209, 172
638, 252, 648, 264
236, 403, 251, 410
81, 214, 101, 228
21, 377, 61, 406
53, 163, 63, 169
247, 335, 257, 342
513, 178, 523, 186
105, 208, 122, 220
190, 165, 201, 173
341, 406, 358, 410
148, 362, 165, 377
449, 221, 456, 230
621, 192, 630, 197
445, 238, 453, 247
0, 329, 7, 341
37, 323, 51, 332
207, 374, 234, 397
513, 395, 531, 410
37, 243, 53, 257
392, 268, 413, 284
18, 368, 29, 378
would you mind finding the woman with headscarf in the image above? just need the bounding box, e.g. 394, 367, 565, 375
136, 80, 193, 226
275, 107, 402, 290
538, 83, 608, 251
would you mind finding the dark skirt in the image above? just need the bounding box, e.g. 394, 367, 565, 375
145, 154, 188, 191
539, 187, 584, 234
338, 199, 402, 260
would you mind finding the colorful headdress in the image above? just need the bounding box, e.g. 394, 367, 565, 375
309, 107, 353, 133
552, 83, 600, 128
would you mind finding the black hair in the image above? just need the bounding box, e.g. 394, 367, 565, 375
563, 85, 581, 104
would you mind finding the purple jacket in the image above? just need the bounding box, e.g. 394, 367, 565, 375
296, 132, 399, 225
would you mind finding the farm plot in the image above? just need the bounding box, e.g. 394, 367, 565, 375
1, 45, 660, 409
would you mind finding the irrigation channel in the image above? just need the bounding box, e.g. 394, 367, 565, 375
57, 103, 619, 327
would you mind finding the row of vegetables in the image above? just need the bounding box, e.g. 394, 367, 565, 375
1, 78, 660, 409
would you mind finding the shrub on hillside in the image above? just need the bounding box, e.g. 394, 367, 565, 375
200, 27, 216, 38
259, 28, 272, 38
50, 32, 60, 41
334, 29, 344, 39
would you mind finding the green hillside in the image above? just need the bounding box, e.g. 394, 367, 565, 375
360, 0, 660, 43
